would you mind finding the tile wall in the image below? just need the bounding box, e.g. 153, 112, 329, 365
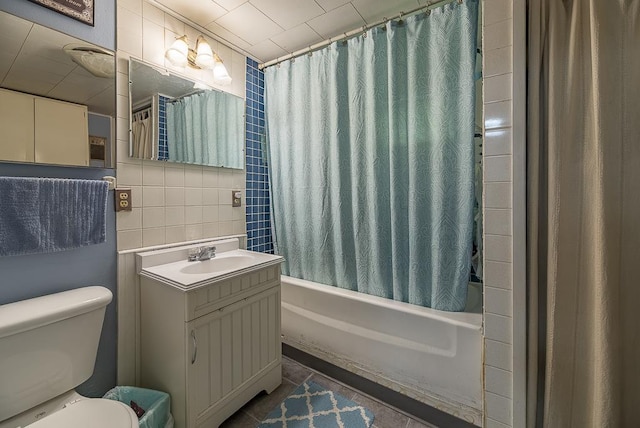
482, 0, 525, 426
245, 58, 273, 253
115, 0, 247, 250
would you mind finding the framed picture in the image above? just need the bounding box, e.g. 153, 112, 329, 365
28, 0, 94, 26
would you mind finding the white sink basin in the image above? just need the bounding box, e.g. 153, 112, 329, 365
137, 240, 283, 289
180, 253, 257, 275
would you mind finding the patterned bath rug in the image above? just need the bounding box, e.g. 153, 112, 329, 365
258, 381, 374, 428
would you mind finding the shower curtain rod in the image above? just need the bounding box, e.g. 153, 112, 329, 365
259, 0, 462, 70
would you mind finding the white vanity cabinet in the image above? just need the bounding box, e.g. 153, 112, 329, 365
139, 262, 283, 428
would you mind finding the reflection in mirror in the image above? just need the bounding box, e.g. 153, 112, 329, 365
129, 58, 245, 169
0, 10, 115, 168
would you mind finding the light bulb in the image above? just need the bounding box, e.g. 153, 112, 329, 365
165, 36, 189, 67
212, 54, 232, 85
194, 36, 215, 69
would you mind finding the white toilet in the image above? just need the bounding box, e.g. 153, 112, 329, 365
0, 286, 139, 428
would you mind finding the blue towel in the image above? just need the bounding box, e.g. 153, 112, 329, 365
0, 177, 109, 256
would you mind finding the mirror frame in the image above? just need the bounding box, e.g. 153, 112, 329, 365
128, 57, 246, 170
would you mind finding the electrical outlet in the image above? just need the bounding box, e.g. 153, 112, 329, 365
115, 189, 132, 212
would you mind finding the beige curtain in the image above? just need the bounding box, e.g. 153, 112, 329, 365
527, 1, 640, 427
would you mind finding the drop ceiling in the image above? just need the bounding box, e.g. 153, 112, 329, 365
153, 0, 432, 63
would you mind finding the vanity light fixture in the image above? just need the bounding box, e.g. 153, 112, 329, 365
165, 35, 232, 85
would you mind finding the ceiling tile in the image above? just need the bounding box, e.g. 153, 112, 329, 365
213, 0, 248, 11
352, 0, 420, 24
204, 21, 252, 50
155, 0, 227, 27
247, 39, 288, 63
270, 24, 322, 53
314, 0, 351, 12
215, 3, 284, 45
307, 3, 366, 39
249, 0, 324, 30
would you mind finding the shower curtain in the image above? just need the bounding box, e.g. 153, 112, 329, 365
131, 109, 153, 159
167, 90, 244, 167
528, 1, 640, 426
265, 0, 478, 311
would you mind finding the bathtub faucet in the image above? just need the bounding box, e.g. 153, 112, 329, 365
188, 246, 216, 262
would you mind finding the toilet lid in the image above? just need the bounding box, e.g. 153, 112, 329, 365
27, 399, 139, 428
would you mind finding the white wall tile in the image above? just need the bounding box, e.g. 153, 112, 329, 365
484, 155, 512, 182
142, 207, 165, 228
233, 220, 246, 235
165, 225, 186, 244
142, 186, 165, 207
142, 227, 165, 247
118, 0, 142, 15
484, 19, 513, 51
484, 73, 512, 103
219, 221, 234, 236
129, 186, 142, 208
219, 205, 233, 222
203, 222, 220, 238
142, 165, 164, 186
185, 188, 203, 206
185, 206, 203, 224
485, 235, 512, 263
485, 339, 513, 371
165, 187, 185, 206
117, 208, 142, 231
117, 7, 143, 57
485, 392, 512, 426
165, 206, 185, 226
485, 313, 513, 344
484, 0, 513, 26
218, 189, 232, 205
202, 206, 219, 223
165, 167, 185, 187
117, 229, 142, 251
485, 102, 512, 129
142, 2, 164, 26
485, 47, 513, 78
117, 162, 142, 186
218, 170, 234, 188
485, 366, 513, 398
485, 286, 512, 317
203, 169, 219, 188
142, 19, 165, 65
203, 188, 219, 206
484, 128, 512, 155
485, 182, 511, 208
185, 224, 204, 241
484, 261, 512, 289
232, 207, 244, 221
184, 167, 203, 188
485, 208, 512, 236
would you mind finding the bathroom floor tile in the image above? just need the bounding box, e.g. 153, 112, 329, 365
241, 378, 298, 421
407, 417, 439, 428
307, 372, 357, 400
351, 392, 411, 428
281, 356, 313, 384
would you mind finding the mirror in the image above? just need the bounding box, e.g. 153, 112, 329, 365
129, 58, 245, 170
0, 10, 115, 168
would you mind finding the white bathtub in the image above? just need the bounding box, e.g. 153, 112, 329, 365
281, 276, 483, 424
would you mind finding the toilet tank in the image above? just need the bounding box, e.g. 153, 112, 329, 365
0, 286, 112, 422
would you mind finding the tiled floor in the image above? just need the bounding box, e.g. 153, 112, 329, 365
220, 356, 438, 428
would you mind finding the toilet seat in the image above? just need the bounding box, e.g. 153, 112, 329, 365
26, 398, 139, 428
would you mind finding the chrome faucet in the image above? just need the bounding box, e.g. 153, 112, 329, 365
188, 246, 216, 262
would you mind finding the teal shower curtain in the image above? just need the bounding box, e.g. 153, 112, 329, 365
167, 90, 244, 167
265, 0, 478, 311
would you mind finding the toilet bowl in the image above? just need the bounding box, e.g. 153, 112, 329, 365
0, 287, 139, 428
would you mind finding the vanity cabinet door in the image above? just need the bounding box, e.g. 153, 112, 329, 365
0, 88, 34, 162
186, 285, 281, 427
34, 97, 88, 166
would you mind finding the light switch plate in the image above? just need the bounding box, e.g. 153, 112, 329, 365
232, 190, 242, 207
